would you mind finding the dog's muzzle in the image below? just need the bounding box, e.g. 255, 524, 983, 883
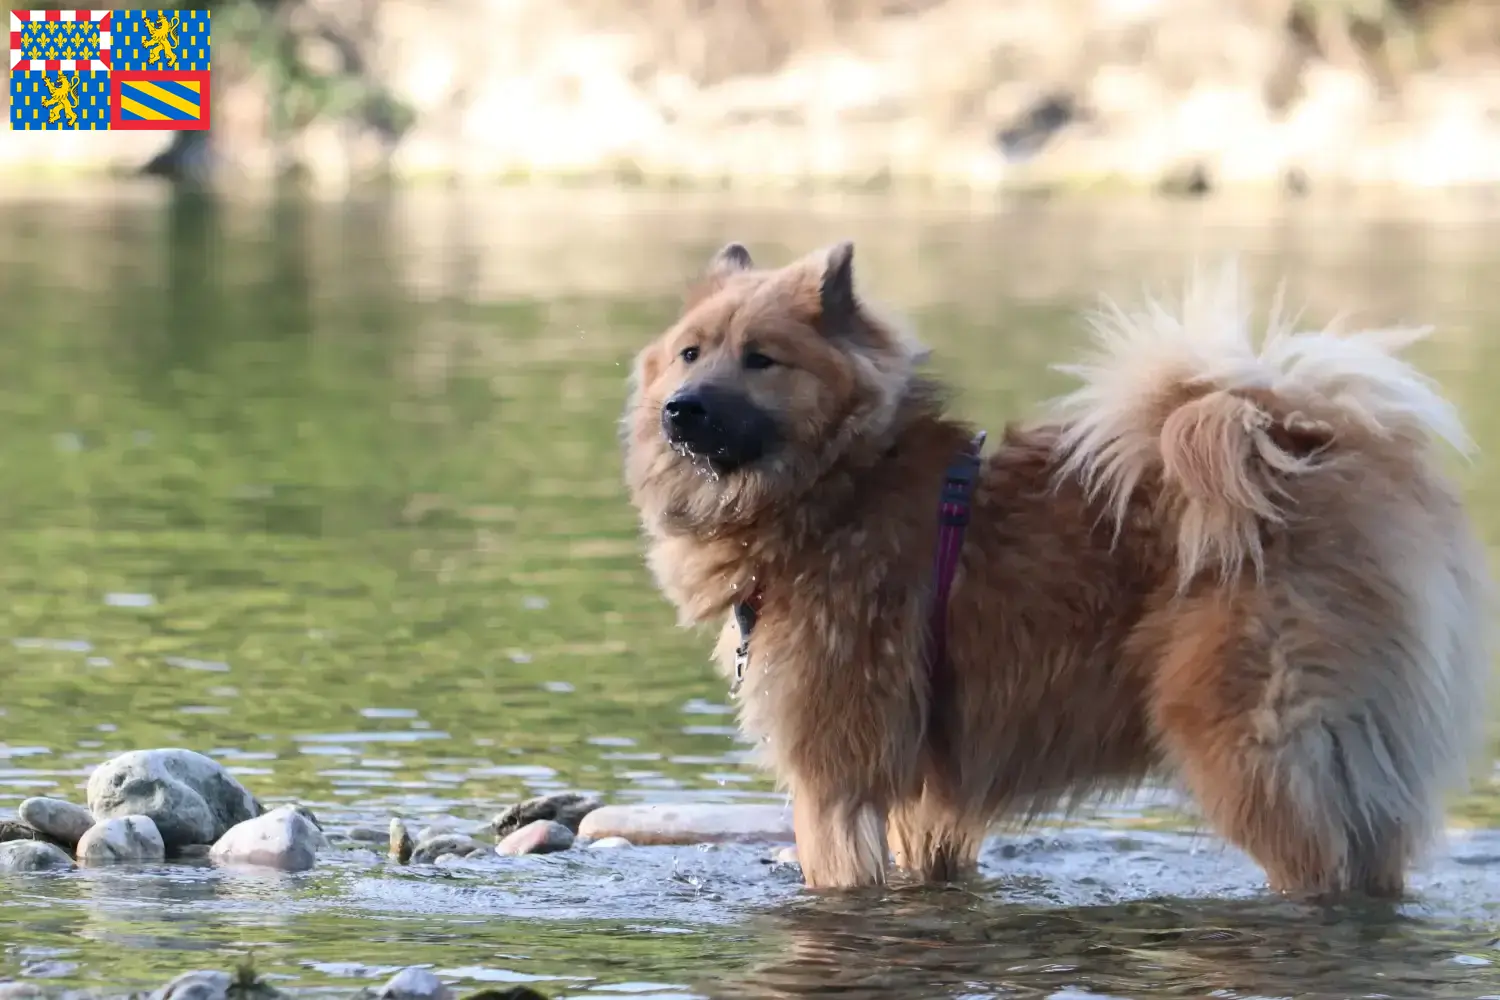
661, 386, 776, 473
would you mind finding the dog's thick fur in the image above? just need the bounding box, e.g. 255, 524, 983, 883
622, 242, 1491, 896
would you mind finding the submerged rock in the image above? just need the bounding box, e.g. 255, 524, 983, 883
87, 749, 262, 851
491, 792, 600, 837
0, 840, 75, 872
414, 816, 487, 843
772, 845, 799, 865
389, 818, 414, 864
76, 815, 166, 865
587, 836, 632, 851
149, 970, 232, 1000
376, 966, 452, 1000
0, 983, 48, 998
577, 803, 793, 846
409, 834, 489, 865
210, 805, 327, 872
18, 797, 94, 849
496, 820, 573, 856
149, 966, 281, 999
347, 825, 387, 844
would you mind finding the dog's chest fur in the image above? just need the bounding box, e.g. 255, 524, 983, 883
643, 419, 982, 798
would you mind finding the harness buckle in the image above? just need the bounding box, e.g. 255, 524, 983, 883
729, 597, 759, 696
731, 638, 751, 694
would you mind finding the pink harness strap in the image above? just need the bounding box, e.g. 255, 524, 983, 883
729, 431, 987, 695
927, 431, 986, 676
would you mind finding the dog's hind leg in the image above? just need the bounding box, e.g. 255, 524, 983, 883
791, 780, 888, 889
1148, 600, 1420, 898
1157, 713, 1400, 896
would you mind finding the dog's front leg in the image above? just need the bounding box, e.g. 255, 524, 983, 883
790, 779, 888, 889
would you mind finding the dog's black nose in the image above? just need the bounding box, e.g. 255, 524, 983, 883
662, 393, 708, 436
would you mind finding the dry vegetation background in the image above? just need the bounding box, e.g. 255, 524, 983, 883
5, 0, 1500, 193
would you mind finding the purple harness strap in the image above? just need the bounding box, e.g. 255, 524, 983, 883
729, 431, 987, 695
927, 431, 987, 676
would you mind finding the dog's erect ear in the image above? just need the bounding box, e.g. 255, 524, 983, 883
818, 241, 857, 331
684, 242, 754, 310
708, 242, 754, 278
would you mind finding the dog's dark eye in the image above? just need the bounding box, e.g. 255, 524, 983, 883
679, 346, 700, 363
743, 350, 777, 370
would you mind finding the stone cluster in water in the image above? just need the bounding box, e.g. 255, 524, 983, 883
0, 747, 802, 997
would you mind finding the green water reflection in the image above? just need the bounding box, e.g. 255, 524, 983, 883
1, 186, 1500, 996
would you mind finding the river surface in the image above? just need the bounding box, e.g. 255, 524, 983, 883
3, 185, 1500, 998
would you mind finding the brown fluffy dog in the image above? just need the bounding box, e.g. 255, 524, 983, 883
622, 241, 1491, 897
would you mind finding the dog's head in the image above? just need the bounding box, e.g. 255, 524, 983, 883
623, 241, 930, 533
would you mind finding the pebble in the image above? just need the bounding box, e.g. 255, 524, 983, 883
409, 834, 489, 865
587, 836, 632, 851
496, 819, 574, 856
87, 749, 262, 852
346, 825, 387, 843
76, 815, 166, 865
148, 970, 232, 1000
376, 966, 452, 1000
414, 816, 487, 843
491, 792, 601, 837
18, 797, 94, 849
0, 840, 75, 872
577, 803, 794, 845
389, 818, 413, 864
209, 804, 327, 872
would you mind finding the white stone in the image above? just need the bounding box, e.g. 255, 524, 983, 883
0, 984, 49, 999
377, 966, 452, 1000
587, 836, 633, 850
76, 815, 166, 865
578, 803, 793, 845
209, 804, 328, 872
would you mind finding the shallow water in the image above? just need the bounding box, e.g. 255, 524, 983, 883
4, 185, 1500, 997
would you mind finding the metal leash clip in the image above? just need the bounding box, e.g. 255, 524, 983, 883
730, 599, 758, 696
731, 638, 751, 695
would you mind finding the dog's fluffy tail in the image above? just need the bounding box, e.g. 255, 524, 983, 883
1050, 262, 1473, 585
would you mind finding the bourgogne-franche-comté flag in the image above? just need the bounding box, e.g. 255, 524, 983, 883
9, 9, 210, 130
